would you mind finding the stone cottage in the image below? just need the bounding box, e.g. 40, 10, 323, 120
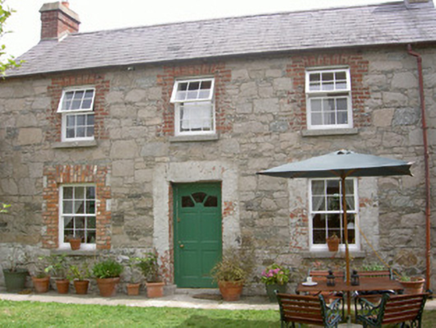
0, 0, 435, 293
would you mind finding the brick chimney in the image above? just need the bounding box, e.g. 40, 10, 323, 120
39, 1, 80, 40
405, 0, 434, 8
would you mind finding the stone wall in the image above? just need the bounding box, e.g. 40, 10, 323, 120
0, 45, 434, 292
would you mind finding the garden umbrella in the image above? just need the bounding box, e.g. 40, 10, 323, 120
257, 150, 412, 315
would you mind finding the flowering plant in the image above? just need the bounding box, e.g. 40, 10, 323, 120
261, 264, 290, 285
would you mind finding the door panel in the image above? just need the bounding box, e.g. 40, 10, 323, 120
174, 183, 222, 288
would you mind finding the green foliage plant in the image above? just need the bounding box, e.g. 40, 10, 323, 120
211, 247, 254, 283
0, 1, 22, 76
136, 252, 161, 282
260, 264, 290, 285
42, 254, 68, 279
92, 258, 124, 279
362, 262, 385, 271
67, 262, 91, 281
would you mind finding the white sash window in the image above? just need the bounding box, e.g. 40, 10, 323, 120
306, 68, 353, 130
171, 78, 215, 135
57, 88, 96, 141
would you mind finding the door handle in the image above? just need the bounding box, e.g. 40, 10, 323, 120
180, 244, 184, 248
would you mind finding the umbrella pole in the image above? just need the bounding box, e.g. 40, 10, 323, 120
341, 176, 351, 317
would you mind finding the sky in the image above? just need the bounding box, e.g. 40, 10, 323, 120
2, 0, 400, 59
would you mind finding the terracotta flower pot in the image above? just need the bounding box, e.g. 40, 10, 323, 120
55, 279, 70, 294
326, 236, 340, 252
96, 277, 120, 297
145, 281, 165, 298
32, 276, 50, 293
399, 278, 425, 294
69, 238, 81, 251
127, 283, 141, 296
218, 280, 243, 301
73, 280, 89, 295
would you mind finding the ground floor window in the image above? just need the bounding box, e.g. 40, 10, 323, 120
310, 178, 358, 250
60, 185, 96, 247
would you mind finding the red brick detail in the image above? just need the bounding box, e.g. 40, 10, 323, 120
286, 53, 370, 130
223, 201, 236, 218
46, 74, 110, 142
40, 7, 80, 39
42, 165, 111, 250
156, 63, 232, 136
289, 209, 309, 250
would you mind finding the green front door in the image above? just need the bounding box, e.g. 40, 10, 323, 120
173, 183, 222, 288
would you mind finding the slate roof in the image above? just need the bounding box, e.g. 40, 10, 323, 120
8, 1, 436, 77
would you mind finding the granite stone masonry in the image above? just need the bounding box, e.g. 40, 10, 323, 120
0, 1, 435, 295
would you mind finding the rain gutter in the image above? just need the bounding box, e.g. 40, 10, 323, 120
407, 44, 431, 292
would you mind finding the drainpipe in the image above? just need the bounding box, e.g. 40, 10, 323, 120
407, 44, 431, 292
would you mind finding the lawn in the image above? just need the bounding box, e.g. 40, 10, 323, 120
0, 300, 435, 327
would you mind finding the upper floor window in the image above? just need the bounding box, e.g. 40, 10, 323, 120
170, 78, 215, 135
306, 68, 352, 130
57, 88, 96, 141
59, 185, 96, 249
309, 178, 359, 251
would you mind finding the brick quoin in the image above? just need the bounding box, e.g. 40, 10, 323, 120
46, 73, 110, 142
42, 164, 112, 250
157, 63, 232, 136
286, 52, 370, 130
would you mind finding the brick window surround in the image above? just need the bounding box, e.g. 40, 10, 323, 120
42, 164, 111, 249
287, 53, 370, 131
47, 74, 110, 143
157, 63, 232, 136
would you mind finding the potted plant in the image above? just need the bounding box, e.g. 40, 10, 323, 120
398, 274, 425, 294
2, 246, 29, 293
125, 257, 141, 296
67, 235, 82, 251
137, 252, 165, 298
93, 258, 124, 297
326, 233, 340, 252
210, 247, 253, 301
44, 254, 70, 294
67, 262, 91, 295
261, 263, 290, 302
30, 256, 51, 293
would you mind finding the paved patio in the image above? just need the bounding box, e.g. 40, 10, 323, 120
1, 288, 435, 312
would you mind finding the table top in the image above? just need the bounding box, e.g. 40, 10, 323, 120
296, 278, 404, 293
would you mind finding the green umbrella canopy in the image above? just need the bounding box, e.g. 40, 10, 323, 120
257, 150, 413, 179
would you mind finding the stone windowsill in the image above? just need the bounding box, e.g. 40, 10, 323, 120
301, 128, 359, 137
169, 134, 219, 143
301, 250, 365, 259
51, 140, 98, 149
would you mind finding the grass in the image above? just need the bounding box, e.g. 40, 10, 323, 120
1, 300, 436, 327
0, 300, 279, 328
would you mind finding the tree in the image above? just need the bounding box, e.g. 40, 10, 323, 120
0, 0, 21, 75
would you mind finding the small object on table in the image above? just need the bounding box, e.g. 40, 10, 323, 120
327, 270, 335, 287
351, 270, 360, 286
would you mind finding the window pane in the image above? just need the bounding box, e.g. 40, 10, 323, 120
76, 115, 86, 126
86, 230, 96, 243
63, 187, 73, 199
336, 98, 348, 110
66, 115, 75, 127
204, 196, 218, 207
337, 112, 348, 124
86, 201, 95, 214
86, 126, 94, 137
64, 216, 74, 229
182, 196, 195, 207
76, 127, 85, 138
63, 200, 73, 214
74, 200, 85, 214
311, 113, 322, 125
75, 187, 84, 199
313, 229, 326, 244
87, 114, 95, 125
311, 99, 322, 112
188, 81, 200, 90
75, 217, 85, 229
86, 187, 95, 199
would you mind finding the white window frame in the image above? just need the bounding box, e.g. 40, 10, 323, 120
305, 68, 353, 130
309, 178, 359, 252
57, 87, 96, 142
58, 184, 97, 250
170, 77, 215, 136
